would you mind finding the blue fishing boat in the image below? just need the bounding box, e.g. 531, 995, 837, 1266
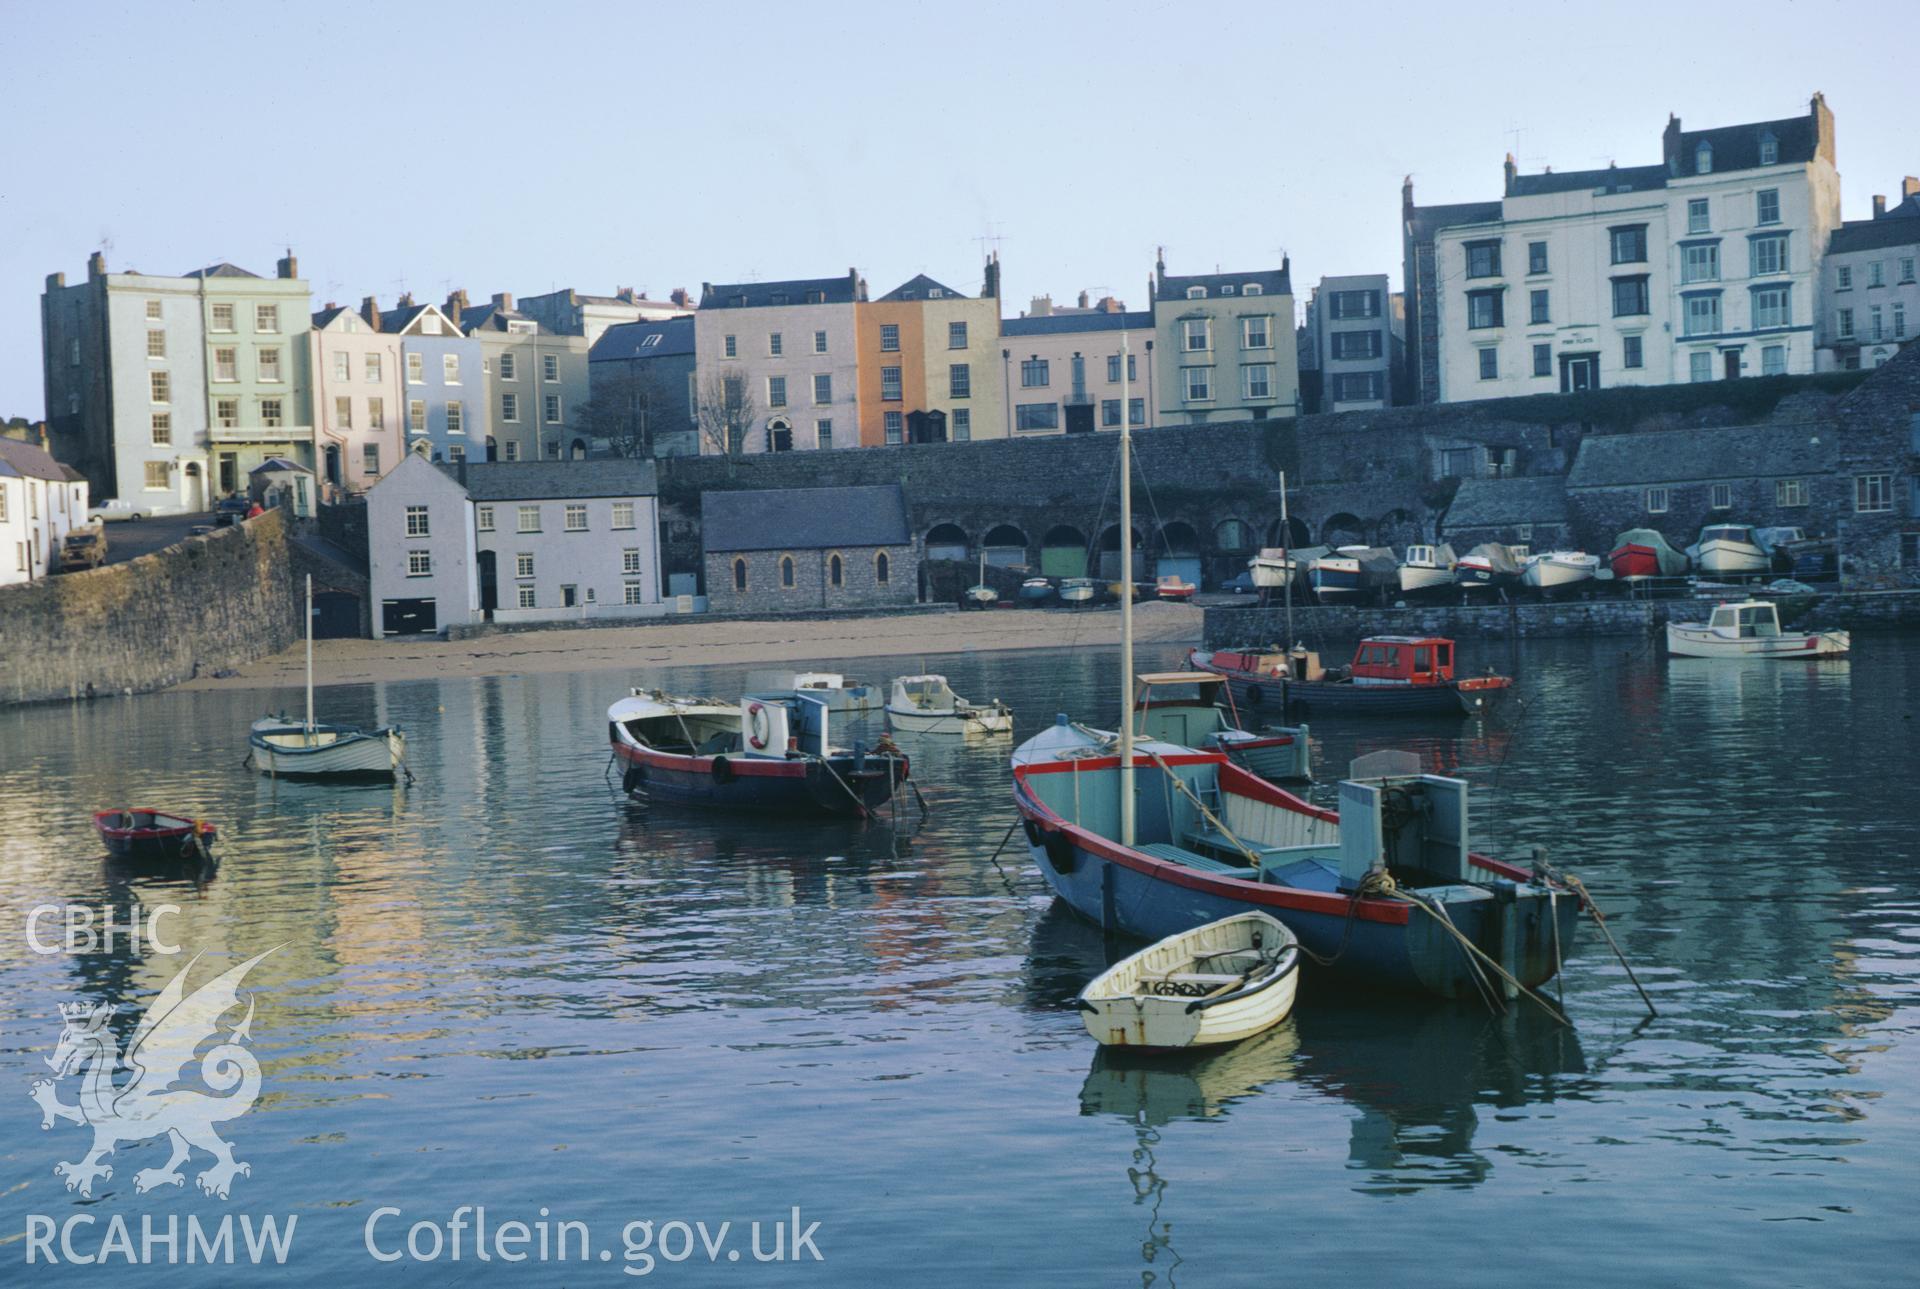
1011, 748, 1582, 999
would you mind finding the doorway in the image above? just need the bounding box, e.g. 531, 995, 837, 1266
1723, 350, 1742, 380
1559, 354, 1599, 393
477, 550, 498, 618
381, 598, 437, 636
217, 453, 238, 497
324, 445, 342, 489
183, 461, 205, 511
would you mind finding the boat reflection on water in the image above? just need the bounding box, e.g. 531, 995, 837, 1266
1080, 1025, 1303, 1124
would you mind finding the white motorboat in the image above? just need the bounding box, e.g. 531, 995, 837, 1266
1665, 599, 1849, 659
744, 670, 880, 713
1076, 913, 1301, 1049
1521, 550, 1600, 593
1687, 524, 1768, 577
885, 674, 1013, 735
1247, 548, 1295, 589
1398, 544, 1457, 597
1058, 577, 1097, 606
249, 576, 404, 779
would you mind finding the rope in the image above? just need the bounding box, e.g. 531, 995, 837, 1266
808, 753, 874, 820
1559, 870, 1657, 1019
1140, 747, 1264, 868
1386, 886, 1571, 1026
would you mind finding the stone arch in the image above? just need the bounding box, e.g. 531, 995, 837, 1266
982, 523, 1029, 568
1321, 513, 1366, 546
925, 523, 969, 561
1154, 520, 1202, 584
1097, 523, 1146, 581
1040, 524, 1088, 578
1375, 508, 1420, 547
1266, 515, 1311, 548
570, 437, 588, 460
1214, 518, 1254, 553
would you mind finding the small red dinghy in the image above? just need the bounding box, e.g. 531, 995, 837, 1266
93, 810, 217, 863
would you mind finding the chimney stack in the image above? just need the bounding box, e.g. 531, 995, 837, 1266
361, 296, 381, 330
1077, 290, 1090, 309
1503, 153, 1518, 195
46, 272, 66, 290
1904, 175, 1920, 199
398, 291, 415, 308
670, 287, 691, 308
444, 288, 468, 326
981, 252, 1000, 301
87, 251, 106, 280
617, 287, 637, 303
276, 249, 298, 279
1874, 194, 1888, 219
491, 291, 513, 312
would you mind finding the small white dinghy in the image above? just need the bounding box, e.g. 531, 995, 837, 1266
1077, 913, 1300, 1050
885, 674, 1013, 735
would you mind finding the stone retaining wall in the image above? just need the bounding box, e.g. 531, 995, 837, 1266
0, 510, 298, 705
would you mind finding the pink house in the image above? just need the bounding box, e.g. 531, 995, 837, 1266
309, 299, 404, 492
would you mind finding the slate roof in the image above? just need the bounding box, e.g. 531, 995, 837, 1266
444, 459, 658, 501
312, 305, 353, 329
700, 276, 859, 309
591, 316, 696, 362
380, 302, 431, 334
1829, 197, 1920, 256
702, 484, 909, 553
1158, 265, 1291, 301
1509, 163, 1669, 198
1001, 310, 1154, 338
0, 437, 71, 482
1444, 475, 1568, 529
879, 274, 966, 301
460, 302, 548, 334
187, 262, 262, 279
1567, 424, 1834, 489
1406, 200, 1504, 241
1671, 112, 1818, 177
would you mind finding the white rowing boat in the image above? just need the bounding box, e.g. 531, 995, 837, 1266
885, 674, 1013, 735
1077, 912, 1300, 1049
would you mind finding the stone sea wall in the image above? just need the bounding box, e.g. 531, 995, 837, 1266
0, 510, 298, 705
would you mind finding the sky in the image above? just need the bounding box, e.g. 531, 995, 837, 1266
3, 0, 1915, 418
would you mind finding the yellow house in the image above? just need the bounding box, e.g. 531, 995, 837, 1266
856, 259, 1005, 445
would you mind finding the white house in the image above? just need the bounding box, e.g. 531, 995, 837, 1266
1430, 95, 1840, 401
1817, 177, 1920, 371
0, 436, 89, 585
693, 272, 866, 453
366, 455, 662, 636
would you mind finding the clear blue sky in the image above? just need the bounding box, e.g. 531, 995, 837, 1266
4, 0, 1913, 417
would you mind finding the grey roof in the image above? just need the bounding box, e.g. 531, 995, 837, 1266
879, 274, 966, 301
0, 437, 70, 482
249, 456, 310, 474
591, 316, 696, 362
460, 302, 548, 334
702, 484, 908, 553
1444, 476, 1568, 529
1829, 198, 1920, 255
444, 459, 658, 501
1509, 163, 1668, 197
1001, 310, 1154, 338
380, 302, 431, 333
312, 304, 353, 329
1407, 200, 1504, 242
1672, 112, 1818, 177
187, 262, 261, 279
1158, 264, 1291, 300
1568, 424, 1834, 489
700, 275, 859, 309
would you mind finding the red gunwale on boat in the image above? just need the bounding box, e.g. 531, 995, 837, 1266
92, 810, 217, 862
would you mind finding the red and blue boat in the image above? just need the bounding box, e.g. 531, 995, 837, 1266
608, 690, 906, 818
93, 810, 217, 863
1188, 636, 1512, 717
1011, 746, 1581, 1000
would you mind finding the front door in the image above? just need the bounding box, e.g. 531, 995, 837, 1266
477, 550, 498, 617
1559, 354, 1599, 392
217, 453, 238, 497
1724, 349, 1742, 380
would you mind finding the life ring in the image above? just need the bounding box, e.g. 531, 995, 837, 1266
1245, 683, 1264, 706
746, 702, 770, 750
711, 756, 735, 784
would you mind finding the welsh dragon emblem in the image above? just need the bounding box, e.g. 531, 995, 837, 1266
30, 949, 277, 1198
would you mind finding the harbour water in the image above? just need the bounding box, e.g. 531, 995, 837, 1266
1, 637, 1915, 1285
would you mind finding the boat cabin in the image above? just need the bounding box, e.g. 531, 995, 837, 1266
1348, 636, 1455, 687
1706, 601, 1781, 638
1698, 524, 1756, 545
1207, 647, 1329, 683
612, 691, 835, 759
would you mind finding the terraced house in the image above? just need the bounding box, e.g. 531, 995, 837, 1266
41, 249, 313, 506
999, 294, 1153, 437
310, 299, 403, 491
855, 262, 1004, 444
452, 291, 588, 462
378, 296, 485, 467
1151, 252, 1300, 425
693, 271, 865, 453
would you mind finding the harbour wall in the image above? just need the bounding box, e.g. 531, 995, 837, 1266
0, 509, 299, 705
1203, 589, 1920, 647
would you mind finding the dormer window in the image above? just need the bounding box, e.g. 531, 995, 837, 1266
1759, 131, 1778, 165
928, 288, 943, 298
900, 290, 916, 300
640, 334, 662, 349
1243, 283, 1263, 296
769, 293, 788, 305
1185, 286, 1206, 300
1696, 141, 1713, 174
421, 314, 441, 335
1220, 284, 1236, 295
507, 319, 536, 334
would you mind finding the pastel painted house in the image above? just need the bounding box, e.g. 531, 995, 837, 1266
379, 297, 487, 466
310, 300, 404, 491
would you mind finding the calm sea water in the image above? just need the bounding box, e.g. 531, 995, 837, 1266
1, 635, 1915, 1286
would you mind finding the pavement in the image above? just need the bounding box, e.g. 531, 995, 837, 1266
94, 511, 216, 566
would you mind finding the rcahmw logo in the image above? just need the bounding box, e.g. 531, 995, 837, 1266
25, 948, 300, 1268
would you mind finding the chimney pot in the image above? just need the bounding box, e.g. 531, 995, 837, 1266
1077, 290, 1090, 309
1903, 176, 1920, 199
1873, 194, 1888, 218
492, 292, 513, 312
46, 272, 66, 290
670, 287, 690, 307
361, 296, 381, 331
398, 291, 414, 307
87, 251, 106, 280
276, 249, 298, 279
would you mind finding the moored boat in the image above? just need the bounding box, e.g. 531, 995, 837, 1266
92, 810, 217, 863
1308, 545, 1398, 604
1521, 550, 1600, 594
1189, 637, 1512, 717
1609, 528, 1690, 581
1059, 577, 1097, 606
1665, 598, 1850, 659
1015, 748, 1583, 999
1397, 544, 1457, 599
745, 670, 880, 713
1687, 524, 1768, 577
886, 674, 1013, 735
1155, 574, 1196, 601
1454, 542, 1524, 597
1076, 913, 1300, 1049
1014, 674, 1311, 784
250, 575, 405, 780
608, 690, 906, 815
1019, 577, 1056, 605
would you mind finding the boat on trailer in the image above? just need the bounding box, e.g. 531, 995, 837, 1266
1019, 577, 1056, 605
1155, 574, 1196, 602
93, 810, 217, 863
1454, 543, 1526, 597
1058, 577, 1097, 606
1247, 548, 1296, 590
608, 690, 906, 816
885, 674, 1013, 735
1609, 529, 1690, 581
1521, 550, 1601, 594
1076, 913, 1300, 1049
1665, 598, 1850, 659
1014, 748, 1582, 999
1688, 524, 1768, 577
1189, 636, 1512, 717
1308, 545, 1398, 604
1397, 544, 1457, 599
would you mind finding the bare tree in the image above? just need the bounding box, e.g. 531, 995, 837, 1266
577, 364, 673, 458
695, 370, 757, 472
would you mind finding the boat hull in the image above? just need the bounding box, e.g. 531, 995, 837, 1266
1665, 624, 1851, 659
1522, 559, 1597, 592
249, 721, 404, 779
1247, 557, 1294, 589
1017, 797, 1579, 1000
614, 741, 903, 816
1078, 915, 1301, 1049
1205, 730, 1312, 782
93, 812, 215, 863
1692, 540, 1768, 576
886, 705, 1013, 735
1189, 659, 1506, 717
1398, 566, 1454, 597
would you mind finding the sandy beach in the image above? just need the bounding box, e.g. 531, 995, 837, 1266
175, 602, 1203, 694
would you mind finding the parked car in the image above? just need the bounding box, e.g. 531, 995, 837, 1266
58, 527, 108, 572
1221, 570, 1257, 595
213, 497, 251, 528
87, 498, 191, 523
